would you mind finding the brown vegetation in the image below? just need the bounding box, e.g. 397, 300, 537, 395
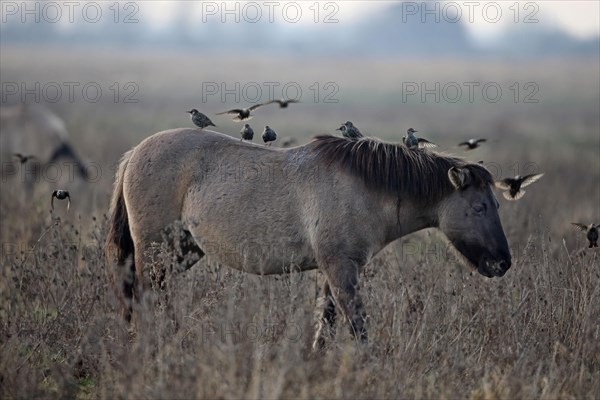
1, 48, 599, 398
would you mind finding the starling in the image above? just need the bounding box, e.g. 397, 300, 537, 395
240, 124, 254, 141
494, 173, 544, 200
268, 98, 300, 108
51, 189, 71, 211
187, 109, 216, 129
262, 126, 277, 146
571, 223, 599, 248
336, 121, 363, 139
403, 128, 436, 150
458, 138, 487, 150
215, 103, 268, 121
13, 153, 37, 164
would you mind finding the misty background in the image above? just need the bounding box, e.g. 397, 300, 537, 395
1, 1, 599, 56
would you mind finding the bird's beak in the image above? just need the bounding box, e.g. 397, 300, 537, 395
186, 110, 192, 114
335, 128, 342, 131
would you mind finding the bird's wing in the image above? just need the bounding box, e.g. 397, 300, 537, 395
248, 103, 268, 111
571, 223, 588, 232
51, 191, 57, 210
216, 109, 243, 115
520, 173, 544, 188
494, 180, 512, 190
475, 139, 487, 144
418, 138, 437, 148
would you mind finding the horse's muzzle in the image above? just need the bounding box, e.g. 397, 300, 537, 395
478, 256, 511, 278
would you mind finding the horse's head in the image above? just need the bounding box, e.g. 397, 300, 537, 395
438, 166, 511, 278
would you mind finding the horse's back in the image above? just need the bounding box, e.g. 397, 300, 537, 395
123, 128, 317, 273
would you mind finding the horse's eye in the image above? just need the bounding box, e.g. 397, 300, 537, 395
473, 204, 486, 214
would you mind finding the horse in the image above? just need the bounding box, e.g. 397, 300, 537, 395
0, 103, 89, 184
105, 128, 511, 350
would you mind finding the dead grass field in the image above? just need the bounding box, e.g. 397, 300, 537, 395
1, 46, 599, 399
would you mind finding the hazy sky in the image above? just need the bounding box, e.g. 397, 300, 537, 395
145, 1, 599, 39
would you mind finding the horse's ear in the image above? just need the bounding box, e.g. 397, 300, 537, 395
448, 167, 471, 190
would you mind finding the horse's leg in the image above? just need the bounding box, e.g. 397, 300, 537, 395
121, 260, 136, 323
319, 258, 368, 345
312, 280, 337, 351
130, 235, 161, 320
175, 229, 205, 272
112, 254, 135, 323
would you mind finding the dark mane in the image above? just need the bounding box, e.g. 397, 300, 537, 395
309, 135, 494, 205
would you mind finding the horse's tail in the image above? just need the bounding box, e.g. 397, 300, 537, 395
105, 149, 135, 265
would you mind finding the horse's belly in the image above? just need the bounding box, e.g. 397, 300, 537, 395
198, 237, 317, 275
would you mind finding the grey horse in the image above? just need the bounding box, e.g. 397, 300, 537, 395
105, 129, 511, 350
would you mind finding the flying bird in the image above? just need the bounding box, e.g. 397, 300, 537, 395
51, 190, 71, 212
215, 103, 268, 121
571, 223, 599, 248
187, 109, 216, 129
13, 153, 37, 164
336, 121, 363, 139
459, 138, 487, 150
262, 126, 277, 146
403, 128, 436, 150
240, 124, 254, 141
268, 98, 300, 108
494, 173, 544, 200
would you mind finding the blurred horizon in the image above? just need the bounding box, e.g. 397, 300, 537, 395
1, 1, 599, 57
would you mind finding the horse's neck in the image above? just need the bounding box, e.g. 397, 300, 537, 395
382, 198, 438, 243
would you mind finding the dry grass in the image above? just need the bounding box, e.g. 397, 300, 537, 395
1, 47, 599, 399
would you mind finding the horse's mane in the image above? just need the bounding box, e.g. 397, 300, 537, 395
309, 135, 494, 205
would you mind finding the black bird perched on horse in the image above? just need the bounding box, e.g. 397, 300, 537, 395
262, 126, 277, 146
240, 124, 254, 141
187, 109, 216, 129
336, 121, 364, 139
